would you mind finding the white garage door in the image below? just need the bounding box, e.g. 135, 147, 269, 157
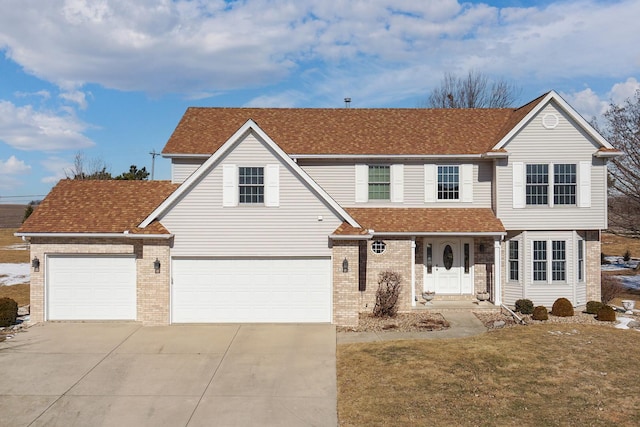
47, 256, 136, 320
172, 258, 331, 323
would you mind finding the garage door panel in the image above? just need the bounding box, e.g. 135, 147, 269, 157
47, 256, 136, 321
172, 258, 331, 323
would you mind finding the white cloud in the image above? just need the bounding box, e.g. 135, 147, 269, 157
0, 101, 94, 151
0, 155, 31, 174
14, 90, 51, 100
244, 90, 307, 108
59, 90, 90, 109
609, 78, 640, 105
561, 87, 607, 121
0, 1, 637, 106
40, 156, 73, 183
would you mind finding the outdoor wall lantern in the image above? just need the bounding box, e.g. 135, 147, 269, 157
31, 256, 40, 272
342, 258, 349, 273
154, 258, 161, 274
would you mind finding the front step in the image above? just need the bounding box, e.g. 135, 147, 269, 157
411, 300, 500, 313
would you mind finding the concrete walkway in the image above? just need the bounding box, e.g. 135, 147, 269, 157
0, 323, 337, 427
337, 311, 487, 344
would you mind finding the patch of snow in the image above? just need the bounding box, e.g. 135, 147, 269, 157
2, 243, 28, 251
602, 256, 640, 271
617, 275, 640, 290
0, 263, 30, 286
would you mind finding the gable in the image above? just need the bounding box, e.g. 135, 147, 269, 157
142, 120, 359, 229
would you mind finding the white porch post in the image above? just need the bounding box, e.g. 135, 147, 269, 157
411, 237, 416, 307
493, 237, 502, 305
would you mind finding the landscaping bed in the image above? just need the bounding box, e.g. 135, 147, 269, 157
338, 312, 450, 332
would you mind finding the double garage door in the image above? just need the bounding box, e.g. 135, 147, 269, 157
171, 258, 331, 323
45, 255, 331, 323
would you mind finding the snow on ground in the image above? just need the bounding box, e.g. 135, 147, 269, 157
0, 263, 30, 286
601, 256, 640, 271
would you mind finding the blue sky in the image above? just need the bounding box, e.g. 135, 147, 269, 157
0, 0, 638, 202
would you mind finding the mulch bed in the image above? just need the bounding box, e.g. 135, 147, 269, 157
338, 312, 450, 332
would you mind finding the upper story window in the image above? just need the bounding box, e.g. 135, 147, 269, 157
368, 165, 390, 200
239, 167, 264, 204
437, 165, 460, 200
516, 162, 587, 209
526, 164, 548, 205
554, 164, 576, 205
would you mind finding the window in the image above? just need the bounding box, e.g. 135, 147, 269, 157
533, 240, 547, 281
438, 165, 459, 200
577, 239, 585, 282
371, 240, 387, 254
526, 164, 548, 205
508, 241, 519, 281
239, 167, 264, 204
464, 243, 470, 274
552, 241, 566, 281
426, 243, 433, 274
554, 164, 576, 205
443, 245, 454, 270
368, 165, 390, 200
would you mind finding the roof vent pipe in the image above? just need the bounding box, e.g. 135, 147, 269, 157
344, 97, 351, 108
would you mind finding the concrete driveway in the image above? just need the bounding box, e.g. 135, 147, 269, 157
0, 323, 337, 426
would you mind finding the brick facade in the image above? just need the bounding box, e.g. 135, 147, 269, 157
585, 230, 602, 303
27, 237, 171, 325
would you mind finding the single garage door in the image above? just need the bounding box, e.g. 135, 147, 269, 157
172, 258, 331, 323
47, 255, 136, 320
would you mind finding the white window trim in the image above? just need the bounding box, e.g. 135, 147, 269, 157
425, 163, 472, 203
531, 238, 568, 284
515, 162, 588, 209
356, 164, 404, 203
224, 164, 279, 207
507, 239, 520, 283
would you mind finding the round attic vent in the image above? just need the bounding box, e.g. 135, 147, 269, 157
542, 113, 559, 129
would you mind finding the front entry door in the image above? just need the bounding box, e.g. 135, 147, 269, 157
424, 238, 473, 295
435, 240, 461, 293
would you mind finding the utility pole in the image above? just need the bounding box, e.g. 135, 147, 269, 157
149, 149, 160, 180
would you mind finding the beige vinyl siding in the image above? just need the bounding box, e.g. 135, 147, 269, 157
161, 133, 343, 257
301, 160, 493, 208
496, 101, 607, 230
171, 158, 205, 184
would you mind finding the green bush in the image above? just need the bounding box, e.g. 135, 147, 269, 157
551, 298, 574, 317
0, 297, 18, 327
596, 305, 617, 322
515, 299, 534, 315
532, 306, 549, 321
585, 301, 605, 314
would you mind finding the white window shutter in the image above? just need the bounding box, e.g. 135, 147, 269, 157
461, 164, 473, 202
391, 164, 404, 203
424, 164, 436, 203
222, 164, 238, 207
579, 161, 591, 207
355, 164, 368, 203
265, 164, 280, 207
512, 162, 524, 209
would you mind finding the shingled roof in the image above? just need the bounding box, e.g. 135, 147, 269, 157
162, 97, 544, 156
333, 208, 506, 235
18, 180, 178, 234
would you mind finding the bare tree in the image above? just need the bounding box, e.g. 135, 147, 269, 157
597, 90, 640, 236
65, 152, 112, 180
424, 70, 521, 108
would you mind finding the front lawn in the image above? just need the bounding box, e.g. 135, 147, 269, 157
338, 324, 640, 426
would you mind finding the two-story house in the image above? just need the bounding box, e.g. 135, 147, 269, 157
18, 91, 621, 326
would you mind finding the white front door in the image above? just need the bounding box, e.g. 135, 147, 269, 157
424, 239, 473, 295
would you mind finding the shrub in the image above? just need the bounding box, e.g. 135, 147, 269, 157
596, 305, 617, 322
585, 300, 605, 314
532, 306, 549, 321
624, 249, 632, 262
601, 273, 625, 304
551, 298, 574, 317
0, 297, 18, 327
514, 299, 534, 315
373, 271, 402, 318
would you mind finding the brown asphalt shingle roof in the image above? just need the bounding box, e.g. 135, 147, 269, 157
334, 208, 506, 235
162, 97, 544, 156
18, 180, 178, 234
